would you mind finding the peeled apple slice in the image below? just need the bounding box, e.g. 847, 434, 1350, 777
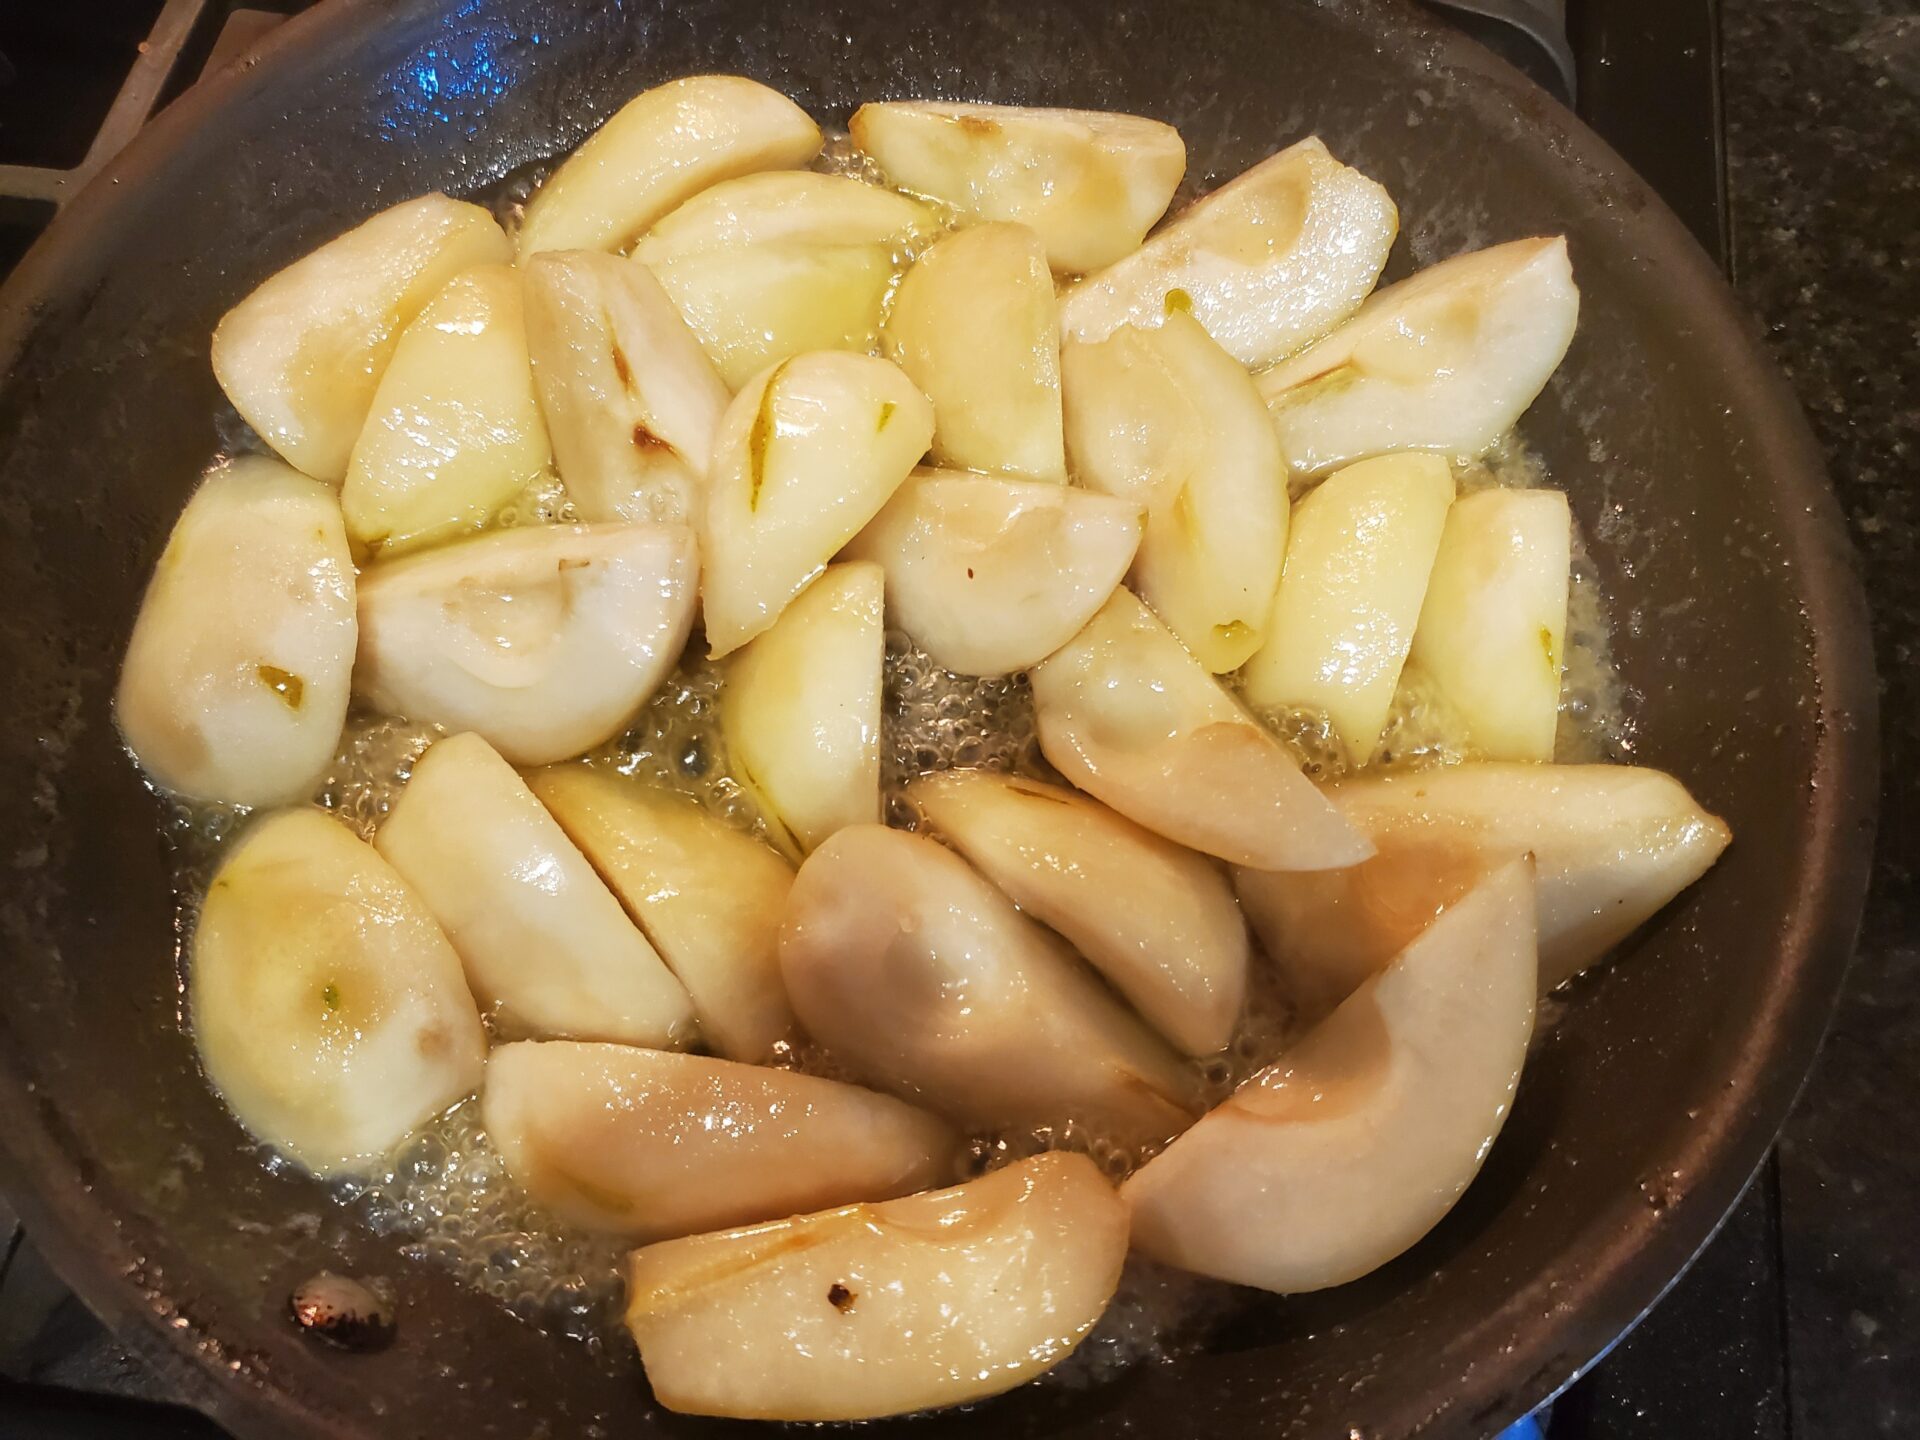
1241, 453, 1456, 766
700, 351, 931, 657
212, 193, 510, 481
910, 771, 1247, 1056
516, 75, 821, 257
117, 458, 355, 808
1062, 309, 1287, 671
483, 1041, 955, 1240
522, 249, 729, 525
848, 100, 1185, 274
1257, 237, 1580, 476
1030, 589, 1371, 871
625, 1152, 1127, 1420
191, 808, 486, 1176
355, 522, 697, 766
842, 468, 1141, 676
1060, 137, 1397, 368
1409, 487, 1572, 762
375, 733, 697, 1048
1233, 762, 1733, 1012
340, 263, 551, 554
722, 563, 883, 858
527, 766, 797, 1062
1124, 859, 1537, 1293
633, 171, 935, 388
780, 825, 1199, 1148
884, 222, 1066, 482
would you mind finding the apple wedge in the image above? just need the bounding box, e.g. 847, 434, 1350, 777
848, 100, 1185, 273
1241, 453, 1456, 765
339, 263, 551, 554
842, 468, 1141, 676
117, 458, 355, 808
722, 563, 883, 858
1124, 859, 1537, 1293
1062, 309, 1288, 671
1233, 762, 1733, 1011
633, 171, 935, 388
483, 1041, 955, 1240
211, 193, 510, 481
1059, 137, 1397, 368
375, 733, 697, 1048
780, 825, 1199, 1148
526, 766, 797, 1062
910, 771, 1247, 1056
516, 75, 821, 257
1257, 237, 1580, 476
624, 1151, 1127, 1420
700, 351, 931, 657
354, 522, 696, 766
1029, 588, 1371, 870
522, 249, 729, 526
884, 222, 1066, 482
191, 808, 485, 1176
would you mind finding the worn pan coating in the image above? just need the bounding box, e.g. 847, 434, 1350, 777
0, 0, 1877, 1435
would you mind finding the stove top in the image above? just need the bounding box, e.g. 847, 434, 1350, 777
0, 3, 1777, 1436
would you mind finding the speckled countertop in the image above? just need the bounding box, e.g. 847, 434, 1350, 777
1722, 0, 1919, 1434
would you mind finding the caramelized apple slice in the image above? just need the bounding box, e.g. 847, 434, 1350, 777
701, 351, 931, 656
1060, 138, 1397, 368
212, 193, 510, 481
849, 100, 1185, 273
1257, 237, 1580, 476
191, 808, 485, 1176
375, 733, 697, 1048
910, 771, 1247, 1055
117, 458, 355, 808
842, 468, 1141, 676
722, 563, 883, 857
522, 249, 729, 525
1408, 487, 1572, 763
780, 824, 1199, 1148
624, 1152, 1127, 1420
355, 522, 696, 766
1233, 762, 1732, 1013
634, 171, 935, 387
1062, 309, 1288, 671
1241, 453, 1456, 765
527, 766, 797, 1062
516, 75, 821, 257
340, 263, 551, 553
1029, 588, 1370, 870
484, 1040, 955, 1239
885, 222, 1066, 482
1124, 859, 1536, 1293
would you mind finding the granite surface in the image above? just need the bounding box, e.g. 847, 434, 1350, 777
1720, 0, 1920, 1435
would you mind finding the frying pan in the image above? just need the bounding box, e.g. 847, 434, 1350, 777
0, 0, 1878, 1435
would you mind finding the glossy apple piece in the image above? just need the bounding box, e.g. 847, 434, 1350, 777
211, 194, 511, 482
191, 808, 485, 1176
516, 75, 821, 257
843, 468, 1141, 676
484, 1040, 955, 1239
1258, 237, 1580, 477
849, 100, 1185, 273
624, 1151, 1127, 1420
375, 733, 697, 1048
1125, 859, 1537, 1293
910, 770, 1247, 1055
1030, 588, 1370, 870
1060, 137, 1397, 367
117, 458, 355, 808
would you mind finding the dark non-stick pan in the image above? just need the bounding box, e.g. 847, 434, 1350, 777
0, 1, 1878, 1436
